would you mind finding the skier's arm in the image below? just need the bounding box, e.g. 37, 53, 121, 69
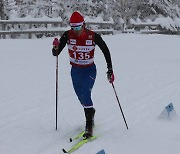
94, 33, 112, 70
52, 31, 68, 56
94, 33, 114, 83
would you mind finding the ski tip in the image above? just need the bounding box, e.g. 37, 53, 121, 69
62, 149, 68, 153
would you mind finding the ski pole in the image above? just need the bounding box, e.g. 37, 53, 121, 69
53, 38, 59, 130
55, 55, 58, 130
111, 82, 128, 130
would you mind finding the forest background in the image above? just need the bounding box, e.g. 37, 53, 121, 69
1, 0, 180, 30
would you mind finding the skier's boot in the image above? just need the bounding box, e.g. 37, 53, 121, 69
83, 107, 95, 139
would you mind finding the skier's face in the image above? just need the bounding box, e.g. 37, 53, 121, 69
71, 24, 83, 31
71, 24, 84, 36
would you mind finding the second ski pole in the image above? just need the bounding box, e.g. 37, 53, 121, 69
111, 82, 128, 130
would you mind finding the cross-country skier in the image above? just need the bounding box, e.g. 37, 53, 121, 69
52, 11, 114, 138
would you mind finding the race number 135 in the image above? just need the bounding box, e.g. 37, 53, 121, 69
73, 52, 90, 60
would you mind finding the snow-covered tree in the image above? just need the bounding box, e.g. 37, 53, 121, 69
2, 0, 180, 30
0, 1, 5, 19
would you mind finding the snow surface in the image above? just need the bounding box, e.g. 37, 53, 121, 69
0, 34, 180, 154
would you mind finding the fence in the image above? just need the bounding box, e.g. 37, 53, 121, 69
124, 23, 180, 35
0, 20, 114, 39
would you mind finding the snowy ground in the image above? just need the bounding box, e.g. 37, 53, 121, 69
0, 34, 180, 154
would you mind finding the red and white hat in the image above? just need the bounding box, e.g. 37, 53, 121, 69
70, 12, 84, 27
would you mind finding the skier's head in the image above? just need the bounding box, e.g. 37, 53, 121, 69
70, 12, 85, 32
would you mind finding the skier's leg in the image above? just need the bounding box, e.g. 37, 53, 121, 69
71, 67, 83, 100
71, 65, 97, 138
83, 107, 95, 138
71, 65, 96, 107
80, 65, 96, 138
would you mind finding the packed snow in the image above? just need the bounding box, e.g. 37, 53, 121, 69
0, 33, 180, 154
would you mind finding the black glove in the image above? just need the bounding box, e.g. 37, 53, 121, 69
52, 48, 58, 56
106, 68, 114, 83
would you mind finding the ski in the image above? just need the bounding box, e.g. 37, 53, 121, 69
69, 130, 85, 142
62, 136, 97, 153
69, 125, 96, 142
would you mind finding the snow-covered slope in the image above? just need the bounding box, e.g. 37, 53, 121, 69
0, 34, 180, 154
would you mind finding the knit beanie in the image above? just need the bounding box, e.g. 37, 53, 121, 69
70, 12, 84, 26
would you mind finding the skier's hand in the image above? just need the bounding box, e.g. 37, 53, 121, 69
52, 38, 59, 56
53, 38, 59, 49
107, 68, 114, 83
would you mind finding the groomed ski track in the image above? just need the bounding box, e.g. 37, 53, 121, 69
0, 34, 180, 154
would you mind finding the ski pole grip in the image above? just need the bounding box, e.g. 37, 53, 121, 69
53, 38, 59, 46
